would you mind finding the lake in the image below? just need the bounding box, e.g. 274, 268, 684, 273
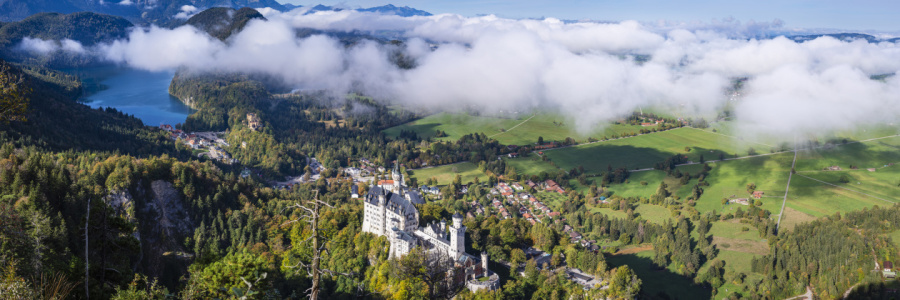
74, 67, 194, 127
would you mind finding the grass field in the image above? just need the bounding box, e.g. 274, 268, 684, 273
408, 162, 487, 186
634, 205, 674, 224
383, 112, 650, 146
888, 229, 900, 248
542, 128, 746, 173
782, 136, 900, 219
690, 154, 794, 215
504, 156, 560, 175
707, 220, 762, 241
589, 204, 673, 225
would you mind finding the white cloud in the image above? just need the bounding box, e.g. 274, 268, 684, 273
18, 37, 58, 54
118, 0, 133, 5
174, 5, 198, 19
89, 10, 900, 140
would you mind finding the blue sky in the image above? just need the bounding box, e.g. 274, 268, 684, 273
280, 0, 900, 31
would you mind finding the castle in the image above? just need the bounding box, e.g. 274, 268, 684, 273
362, 166, 466, 259
361, 165, 499, 292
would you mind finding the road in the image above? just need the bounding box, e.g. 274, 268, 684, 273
775, 146, 798, 232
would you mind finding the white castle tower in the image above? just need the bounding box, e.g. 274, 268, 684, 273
481, 251, 489, 277
450, 212, 466, 257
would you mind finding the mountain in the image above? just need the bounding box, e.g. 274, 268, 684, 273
0, 0, 284, 25
358, 4, 432, 17
182, 7, 266, 41
0, 12, 133, 67
787, 32, 880, 43
0, 12, 133, 48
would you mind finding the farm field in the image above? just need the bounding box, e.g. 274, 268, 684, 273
542, 127, 747, 173
504, 156, 560, 175
407, 162, 488, 186
589, 204, 673, 225
383, 112, 651, 146
690, 154, 793, 215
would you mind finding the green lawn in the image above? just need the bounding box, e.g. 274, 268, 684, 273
408, 162, 487, 186
383, 112, 650, 146
534, 191, 568, 212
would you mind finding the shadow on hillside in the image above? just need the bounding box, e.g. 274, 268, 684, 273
844, 280, 900, 300
387, 123, 441, 139
553, 144, 677, 173
606, 252, 711, 300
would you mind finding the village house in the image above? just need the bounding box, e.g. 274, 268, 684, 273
752, 191, 765, 199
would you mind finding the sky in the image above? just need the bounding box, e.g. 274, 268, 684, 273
280, 0, 900, 31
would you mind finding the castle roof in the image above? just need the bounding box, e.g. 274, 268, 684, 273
453, 212, 463, 219
366, 186, 418, 216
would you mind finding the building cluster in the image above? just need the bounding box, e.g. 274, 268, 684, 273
361, 166, 498, 292
473, 180, 599, 252
160, 125, 235, 164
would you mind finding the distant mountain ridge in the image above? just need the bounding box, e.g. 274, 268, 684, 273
0, 0, 284, 25
0, 1, 432, 25
357, 4, 432, 17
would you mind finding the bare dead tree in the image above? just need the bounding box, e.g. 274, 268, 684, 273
391, 247, 465, 300
281, 191, 351, 300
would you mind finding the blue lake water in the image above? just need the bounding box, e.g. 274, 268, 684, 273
77, 68, 194, 127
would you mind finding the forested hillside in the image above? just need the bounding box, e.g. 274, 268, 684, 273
0, 12, 133, 67
182, 7, 266, 41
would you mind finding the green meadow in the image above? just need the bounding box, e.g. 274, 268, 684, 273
383, 112, 650, 146
407, 162, 488, 186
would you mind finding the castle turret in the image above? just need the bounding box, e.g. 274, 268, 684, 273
450, 212, 466, 257
481, 252, 489, 277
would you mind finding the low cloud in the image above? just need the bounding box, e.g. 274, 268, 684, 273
18, 37, 87, 54
26, 9, 900, 142
174, 5, 199, 19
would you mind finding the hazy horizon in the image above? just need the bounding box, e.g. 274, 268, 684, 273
279, 0, 900, 32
